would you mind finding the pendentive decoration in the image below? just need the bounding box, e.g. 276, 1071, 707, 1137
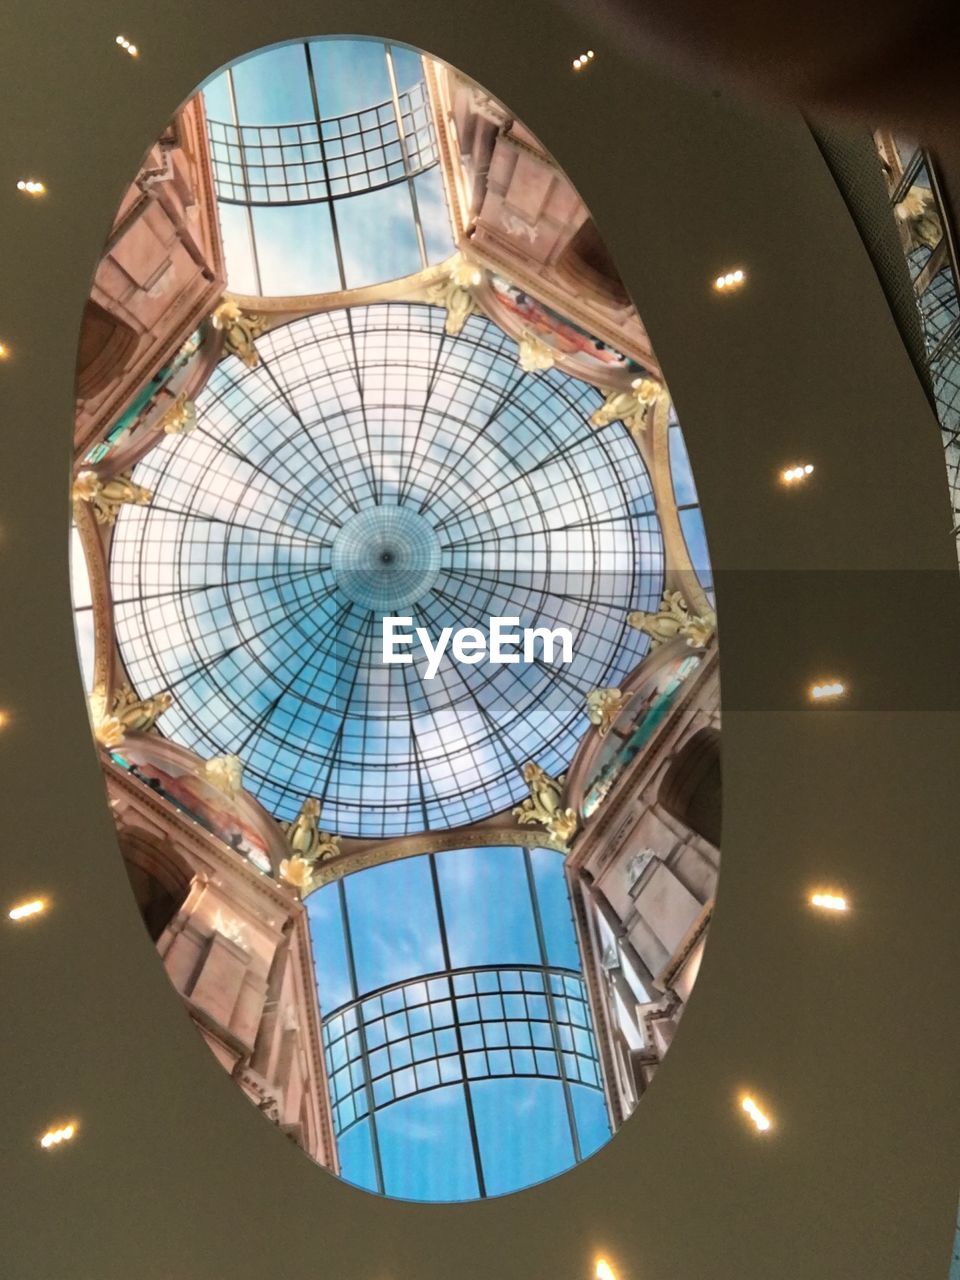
517, 329, 556, 372
211, 297, 268, 368
92, 686, 174, 748
72, 470, 152, 525
154, 392, 197, 435
513, 762, 579, 845
588, 376, 664, 434
279, 798, 341, 897
200, 753, 244, 798
627, 589, 717, 648
585, 687, 625, 737
426, 256, 483, 335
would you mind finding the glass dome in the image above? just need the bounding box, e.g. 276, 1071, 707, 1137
110, 303, 664, 835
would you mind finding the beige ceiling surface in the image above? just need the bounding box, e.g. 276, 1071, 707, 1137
0, 3, 959, 1277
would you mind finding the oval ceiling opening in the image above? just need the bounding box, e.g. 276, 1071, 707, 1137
69, 34, 719, 1202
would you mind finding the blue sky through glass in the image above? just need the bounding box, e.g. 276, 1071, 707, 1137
309, 847, 610, 1201
668, 418, 714, 594
110, 305, 664, 836
202, 38, 452, 295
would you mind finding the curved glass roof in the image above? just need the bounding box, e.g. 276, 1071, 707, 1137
309, 845, 609, 1200
110, 303, 663, 836
202, 40, 453, 295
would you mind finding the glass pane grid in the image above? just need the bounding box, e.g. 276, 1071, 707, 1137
322, 964, 601, 1136
110, 304, 663, 836
208, 82, 437, 206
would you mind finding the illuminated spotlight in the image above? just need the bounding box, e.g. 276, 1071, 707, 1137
781, 462, 815, 484
572, 50, 595, 71
0, 341, 10, 360
8, 897, 47, 922
809, 680, 846, 701
596, 1260, 617, 1280
740, 1095, 773, 1132
810, 891, 849, 912
39, 1121, 78, 1150
115, 34, 139, 56
16, 179, 46, 196
714, 267, 746, 291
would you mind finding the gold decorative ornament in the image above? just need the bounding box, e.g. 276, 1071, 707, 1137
211, 298, 268, 368
113, 687, 173, 734
281, 797, 341, 865
585, 687, 624, 736
155, 392, 197, 435
200, 754, 244, 798
93, 714, 126, 749
279, 854, 316, 896
513, 762, 578, 845
894, 185, 943, 252
426, 257, 483, 335
589, 376, 664, 433
517, 330, 556, 373
627, 590, 717, 648
72, 470, 152, 525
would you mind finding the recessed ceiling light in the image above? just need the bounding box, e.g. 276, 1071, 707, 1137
781, 463, 814, 483
810, 681, 845, 701
0, 341, 10, 360
740, 1095, 772, 1132
8, 897, 46, 921
595, 1261, 617, 1280
8, 897, 47, 922
810, 891, 849, 912
39, 1121, 77, 1149
714, 268, 746, 291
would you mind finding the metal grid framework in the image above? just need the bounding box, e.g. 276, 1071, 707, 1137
209, 79, 436, 206
109, 304, 664, 837
315, 845, 605, 1199
882, 140, 960, 538
667, 415, 713, 594
206, 42, 445, 293
323, 964, 600, 1135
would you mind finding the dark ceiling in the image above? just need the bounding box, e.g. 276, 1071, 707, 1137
0, 2, 959, 1277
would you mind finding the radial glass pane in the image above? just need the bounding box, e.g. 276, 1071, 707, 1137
251, 203, 340, 294
436, 846, 539, 969
336, 183, 422, 288
375, 1085, 479, 1201
231, 43, 313, 124
414, 167, 454, 263
344, 856, 444, 996
216, 203, 258, 294
309, 39, 392, 117
307, 883, 353, 1012
336, 1117, 379, 1192
110, 305, 663, 835
530, 846, 580, 970
470, 1077, 575, 1195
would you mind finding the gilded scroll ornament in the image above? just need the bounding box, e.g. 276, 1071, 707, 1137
517, 330, 556, 372
72, 470, 152, 525
281, 797, 341, 865
627, 590, 716, 648
585, 687, 625, 737
211, 298, 268, 368
426, 257, 483, 335
200, 754, 244, 798
513, 762, 578, 845
155, 392, 197, 435
589, 376, 664, 433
